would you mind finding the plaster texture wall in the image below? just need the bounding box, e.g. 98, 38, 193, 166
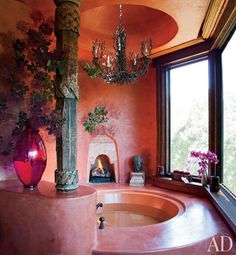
0, 180, 97, 255
43, 66, 157, 184
0, 66, 156, 184
0, 1, 157, 184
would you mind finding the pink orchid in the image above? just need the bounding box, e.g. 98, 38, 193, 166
190, 150, 219, 176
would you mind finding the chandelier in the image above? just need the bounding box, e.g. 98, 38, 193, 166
84, 4, 152, 85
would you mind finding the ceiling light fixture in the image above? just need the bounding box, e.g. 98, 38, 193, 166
84, 4, 152, 85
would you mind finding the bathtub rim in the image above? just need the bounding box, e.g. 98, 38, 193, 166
96, 188, 186, 229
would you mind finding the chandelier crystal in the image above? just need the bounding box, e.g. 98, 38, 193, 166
84, 4, 152, 85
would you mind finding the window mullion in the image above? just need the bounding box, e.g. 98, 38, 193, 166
208, 49, 223, 178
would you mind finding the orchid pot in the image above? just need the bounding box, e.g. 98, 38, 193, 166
189, 150, 219, 188
209, 176, 220, 192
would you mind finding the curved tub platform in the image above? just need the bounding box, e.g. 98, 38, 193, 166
0, 181, 235, 255
93, 185, 236, 255
0, 180, 97, 255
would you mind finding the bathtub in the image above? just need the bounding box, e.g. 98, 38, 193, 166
97, 190, 184, 227
93, 187, 226, 255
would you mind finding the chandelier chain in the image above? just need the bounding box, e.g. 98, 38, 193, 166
120, 4, 123, 25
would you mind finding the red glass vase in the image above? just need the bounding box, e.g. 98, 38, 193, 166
13, 127, 47, 189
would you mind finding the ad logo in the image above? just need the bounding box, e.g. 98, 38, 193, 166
208, 236, 233, 252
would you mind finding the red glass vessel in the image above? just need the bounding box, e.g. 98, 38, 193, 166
13, 127, 47, 189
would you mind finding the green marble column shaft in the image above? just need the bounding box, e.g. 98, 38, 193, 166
54, 0, 82, 191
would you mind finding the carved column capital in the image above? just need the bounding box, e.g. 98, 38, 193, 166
55, 168, 79, 191
54, 0, 83, 34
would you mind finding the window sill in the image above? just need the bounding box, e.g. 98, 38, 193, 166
152, 176, 207, 197
206, 184, 236, 236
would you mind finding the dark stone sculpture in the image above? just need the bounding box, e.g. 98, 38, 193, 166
133, 155, 143, 172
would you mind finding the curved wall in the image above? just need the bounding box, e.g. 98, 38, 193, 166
43, 65, 156, 184
0, 1, 157, 185
0, 181, 97, 255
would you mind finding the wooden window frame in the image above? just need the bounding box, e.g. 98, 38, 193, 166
153, 33, 236, 236
220, 27, 236, 186
153, 4, 236, 235
154, 41, 221, 176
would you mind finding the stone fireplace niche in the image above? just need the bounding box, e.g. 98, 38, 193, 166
87, 134, 119, 183
89, 154, 114, 183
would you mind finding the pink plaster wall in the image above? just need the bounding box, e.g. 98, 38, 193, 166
0, 0, 31, 181
0, 2, 157, 184
77, 66, 157, 183
43, 65, 157, 184
0, 64, 156, 184
0, 180, 97, 255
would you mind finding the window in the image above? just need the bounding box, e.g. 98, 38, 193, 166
170, 60, 209, 174
222, 30, 236, 196
154, 23, 236, 236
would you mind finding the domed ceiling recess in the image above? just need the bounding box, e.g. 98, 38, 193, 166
11, 0, 210, 60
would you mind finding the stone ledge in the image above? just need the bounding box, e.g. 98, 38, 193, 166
206, 185, 236, 236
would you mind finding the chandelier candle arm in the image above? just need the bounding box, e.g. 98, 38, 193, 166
92, 39, 105, 65
83, 4, 152, 84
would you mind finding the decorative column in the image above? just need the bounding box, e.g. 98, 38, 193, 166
54, 0, 82, 191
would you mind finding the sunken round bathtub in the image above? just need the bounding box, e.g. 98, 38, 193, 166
97, 190, 184, 228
